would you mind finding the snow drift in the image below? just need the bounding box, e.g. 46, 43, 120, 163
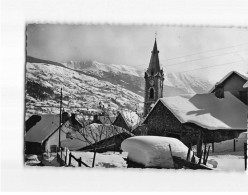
121, 136, 194, 168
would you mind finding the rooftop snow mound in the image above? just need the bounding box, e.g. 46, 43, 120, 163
120, 110, 140, 130
158, 92, 247, 130
121, 136, 194, 168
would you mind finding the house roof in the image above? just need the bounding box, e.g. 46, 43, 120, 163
119, 110, 140, 130
144, 92, 247, 130
97, 116, 116, 124
25, 114, 82, 143
209, 71, 248, 92
25, 114, 61, 143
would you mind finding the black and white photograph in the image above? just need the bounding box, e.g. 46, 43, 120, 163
1, 0, 248, 192
24, 24, 247, 171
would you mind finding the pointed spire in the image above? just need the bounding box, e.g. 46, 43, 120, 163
152, 38, 158, 54
147, 38, 161, 75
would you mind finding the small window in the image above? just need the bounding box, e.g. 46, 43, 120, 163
149, 88, 154, 99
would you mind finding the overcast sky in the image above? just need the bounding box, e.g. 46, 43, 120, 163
27, 24, 248, 81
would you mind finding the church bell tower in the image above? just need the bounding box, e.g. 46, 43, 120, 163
143, 38, 164, 116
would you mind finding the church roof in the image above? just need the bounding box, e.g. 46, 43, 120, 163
147, 39, 161, 75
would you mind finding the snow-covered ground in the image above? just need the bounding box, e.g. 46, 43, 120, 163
69, 151, 128, 168
208, 151, 245, 171
121, 136, 195, 168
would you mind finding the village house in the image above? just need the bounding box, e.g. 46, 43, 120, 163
25, 112, 82, 154
209, 71, 248, 105
142, 91, 247, 155
113, 110, 140, 131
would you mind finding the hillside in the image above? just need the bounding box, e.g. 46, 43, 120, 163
25, 62, 144, 120
25, 57, 214, 119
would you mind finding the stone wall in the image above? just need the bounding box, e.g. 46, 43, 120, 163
144, 100, 246, 146
145, 100, 184, 136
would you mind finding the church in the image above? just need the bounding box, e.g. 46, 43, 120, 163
143, 38, 164, 116
141, 38, 247, 155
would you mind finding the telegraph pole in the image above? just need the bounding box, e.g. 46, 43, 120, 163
59, 88, 62, 150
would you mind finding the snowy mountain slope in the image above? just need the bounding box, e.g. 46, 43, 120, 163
163, 72, 213, 97
63, 60, 213, 97
25, 62, 144, 120
63, 60, 144, 96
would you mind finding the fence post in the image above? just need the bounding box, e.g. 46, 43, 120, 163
65, 147, 68, 165
69, 152, 71, 166
233, 139, 236, 152
245, 143, 247, 171
79, 157, 82, 167
212, 142, 214, 153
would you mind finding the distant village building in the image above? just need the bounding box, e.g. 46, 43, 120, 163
92, 115, 116, 125
209, 71, 248, 105
25, 113, 82, 154
113, 110, 140, 131
143, 39, 164, 116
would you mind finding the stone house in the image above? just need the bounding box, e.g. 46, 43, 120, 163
142, 91, 247, 155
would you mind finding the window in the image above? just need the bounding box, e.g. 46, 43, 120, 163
149, 88, 154, 99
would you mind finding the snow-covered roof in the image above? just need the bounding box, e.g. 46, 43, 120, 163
97, 116, 116, 124
243, 81, 248, 88
119, 110, 140, 129
25, 114, 61, 143
150, 92, 247, 130
209, 71, 248, 92
25, 114, 82, 143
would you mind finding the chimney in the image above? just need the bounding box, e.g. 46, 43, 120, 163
62, 112, 70, 123
70, 113, 77, 125
71, 113, 76, 120
93, 114, 98, 122
215, 83, 224, 98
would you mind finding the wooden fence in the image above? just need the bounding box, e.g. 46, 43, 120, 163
68, 152, 91, 168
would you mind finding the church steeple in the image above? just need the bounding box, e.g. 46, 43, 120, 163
143, 38, 164, 116
147, 38, 161, 76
